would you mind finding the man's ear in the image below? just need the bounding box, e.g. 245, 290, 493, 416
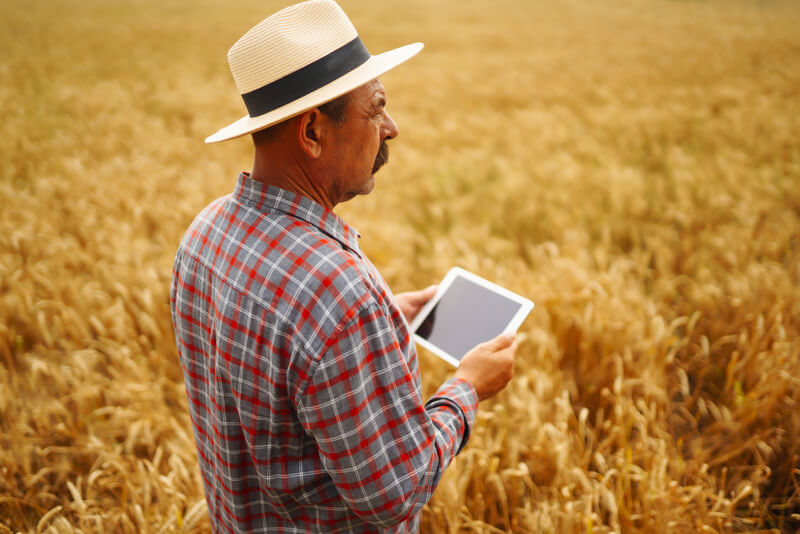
296, 109, 324, 159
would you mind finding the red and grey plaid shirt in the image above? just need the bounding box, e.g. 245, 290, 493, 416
170, 173, 479, 533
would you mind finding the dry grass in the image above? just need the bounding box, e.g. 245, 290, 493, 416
2, 0, 799, 532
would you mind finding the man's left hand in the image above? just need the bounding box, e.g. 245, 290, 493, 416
395, 285, 437, 323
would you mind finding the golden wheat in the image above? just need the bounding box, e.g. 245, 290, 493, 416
1, 0, 799, 532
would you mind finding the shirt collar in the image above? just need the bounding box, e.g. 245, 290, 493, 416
233, 172, 362, 256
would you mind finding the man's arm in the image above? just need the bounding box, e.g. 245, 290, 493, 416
294, 301, 478, 528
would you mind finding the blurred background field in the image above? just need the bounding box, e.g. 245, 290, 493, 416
1, 0, 799, 531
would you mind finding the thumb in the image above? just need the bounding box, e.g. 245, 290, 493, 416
484, 332, 515, 350
412, 285, 438, 303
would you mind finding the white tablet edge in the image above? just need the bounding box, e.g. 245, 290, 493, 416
408, 266, 534, 367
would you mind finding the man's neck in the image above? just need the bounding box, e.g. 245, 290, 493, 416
250, 148, 335, 211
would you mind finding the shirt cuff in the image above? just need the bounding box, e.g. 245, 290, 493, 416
424, 377, 479, 455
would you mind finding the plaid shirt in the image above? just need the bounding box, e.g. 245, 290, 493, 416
170, 173, 478, 533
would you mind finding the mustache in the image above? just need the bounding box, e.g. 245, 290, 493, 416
372, 140, 389, 174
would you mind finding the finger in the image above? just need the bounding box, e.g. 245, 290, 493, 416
507, 342, 518, 368
496, 341, 518, 364
484, 332, 515, 350
418, 285, 437, 298
410, 285, 437, 303
498, 341, 517, 361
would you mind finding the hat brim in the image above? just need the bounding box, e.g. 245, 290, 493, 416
205, 42, 424, 144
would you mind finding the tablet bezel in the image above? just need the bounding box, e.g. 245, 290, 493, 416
408, 266, 534, 367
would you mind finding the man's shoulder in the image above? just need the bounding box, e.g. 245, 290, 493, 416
177, 194, 230, 252
176, 193, 372, 322
253, 215, 373, 317
227, 208, 376, 358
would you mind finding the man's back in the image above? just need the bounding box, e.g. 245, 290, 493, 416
171, 173, 477, 533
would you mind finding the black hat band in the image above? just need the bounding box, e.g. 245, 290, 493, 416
241, 37, 370, 118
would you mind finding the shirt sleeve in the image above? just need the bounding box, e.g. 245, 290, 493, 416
294, 301, 479, 528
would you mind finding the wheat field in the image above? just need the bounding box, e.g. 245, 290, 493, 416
1, 0, 799, 532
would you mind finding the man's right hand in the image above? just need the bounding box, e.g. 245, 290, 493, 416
454, 333, 517, 401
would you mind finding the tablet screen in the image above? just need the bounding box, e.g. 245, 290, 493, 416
414, 275, 523, 362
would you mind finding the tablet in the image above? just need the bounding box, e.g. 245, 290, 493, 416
408, 267, 534, 367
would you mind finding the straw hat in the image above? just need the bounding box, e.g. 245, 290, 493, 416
205, 0, 423, 143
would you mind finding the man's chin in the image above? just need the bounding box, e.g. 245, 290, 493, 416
360, 176, 376, 195
344, 177, 376, 201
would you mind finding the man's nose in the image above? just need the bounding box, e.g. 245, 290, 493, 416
382, 110, 399, 140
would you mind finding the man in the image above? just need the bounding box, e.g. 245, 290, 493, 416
170, 1, 517, 532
